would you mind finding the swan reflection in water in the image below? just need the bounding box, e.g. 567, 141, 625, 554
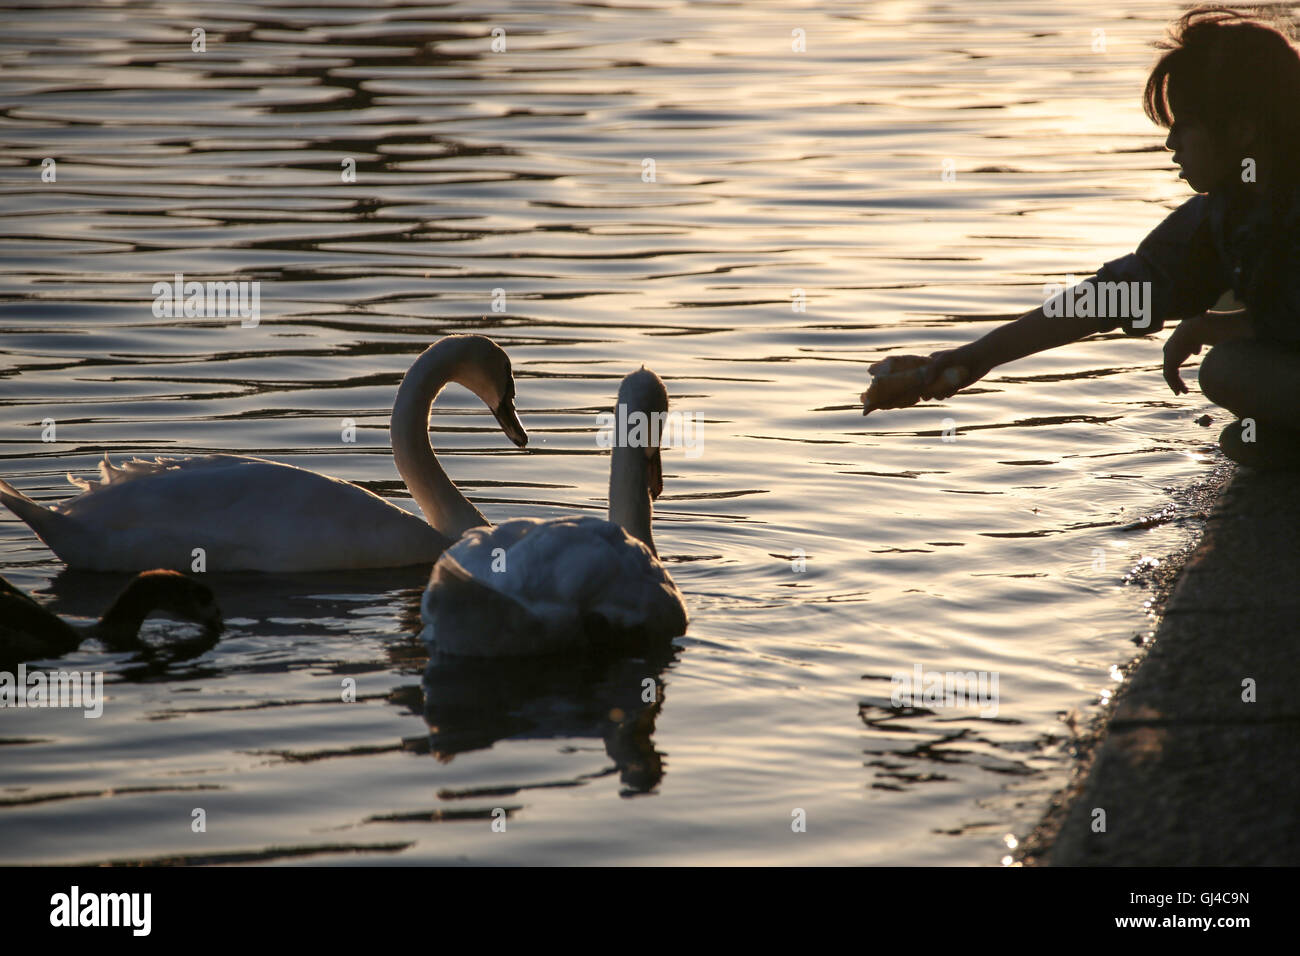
30, 563, 682, 805
414, 641, 679, 797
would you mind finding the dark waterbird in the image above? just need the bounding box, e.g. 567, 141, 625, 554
0, 569, 223, 669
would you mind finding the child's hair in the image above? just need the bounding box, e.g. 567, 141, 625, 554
1143, 5, 1300, 181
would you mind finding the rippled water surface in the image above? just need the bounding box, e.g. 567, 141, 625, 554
0, 0, 1231, 864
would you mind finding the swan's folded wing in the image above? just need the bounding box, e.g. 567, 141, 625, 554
25, 455, 444, 571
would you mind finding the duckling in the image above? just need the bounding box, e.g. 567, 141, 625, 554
0, 569, 222, 669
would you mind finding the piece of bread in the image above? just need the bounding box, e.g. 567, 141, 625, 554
861, 358, 967, 415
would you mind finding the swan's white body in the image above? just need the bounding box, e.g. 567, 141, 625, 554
0, 454, 444, 573
421, 368, 688, 656
0, 336, 526, 573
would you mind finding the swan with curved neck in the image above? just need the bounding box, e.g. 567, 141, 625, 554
0, 335, 527, 572
420, 367, 689, 656
391, 335, 526, 539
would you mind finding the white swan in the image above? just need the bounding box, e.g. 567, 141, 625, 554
420, 367, 689, 656
0, 335, 527, 572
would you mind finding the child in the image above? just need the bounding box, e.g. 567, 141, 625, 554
867, 7, 1300, 469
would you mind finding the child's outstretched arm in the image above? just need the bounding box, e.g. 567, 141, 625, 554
916, 297, 1108, 401
874, 290, 1254, 409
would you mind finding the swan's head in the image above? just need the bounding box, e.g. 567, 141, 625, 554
120, 570, 224, 633
615, 366, 670, 500
447, 335, 528, 449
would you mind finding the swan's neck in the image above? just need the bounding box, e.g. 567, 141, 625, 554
390, 346, 489, 539
96, 591, 150, 648
609, 445, 655, 556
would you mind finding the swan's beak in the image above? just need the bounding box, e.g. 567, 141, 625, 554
493, 399, 529, 449
645, 447, 663, 500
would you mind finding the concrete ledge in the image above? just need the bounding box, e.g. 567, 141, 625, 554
1034, 468, 1300, 866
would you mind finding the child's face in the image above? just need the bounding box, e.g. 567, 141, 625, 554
1163, 88, 1252, 193
1165, 116, 1232, 193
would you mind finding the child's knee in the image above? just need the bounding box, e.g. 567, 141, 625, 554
1217, 417, 1300, 470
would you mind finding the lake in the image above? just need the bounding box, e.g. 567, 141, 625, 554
0, 0, 1226, 865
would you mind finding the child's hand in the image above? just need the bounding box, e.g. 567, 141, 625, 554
861, 352, 974, 414
1162, 314, 1205, 395
861, 355, 930, 413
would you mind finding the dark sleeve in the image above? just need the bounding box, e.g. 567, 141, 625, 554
1246, 199, 1300, 346
1090, 195, 1228, 336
